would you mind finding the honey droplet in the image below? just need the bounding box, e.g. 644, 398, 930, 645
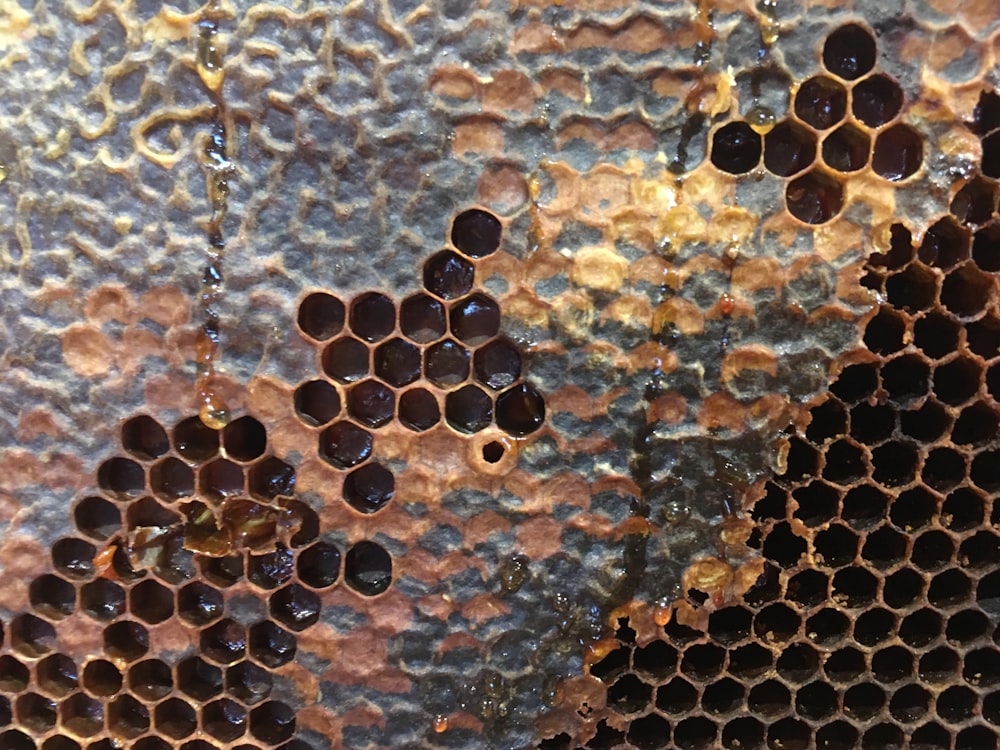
653, 603, 672, 627
747, 106, 776, 135
432, 715, 448, 733
199, 403, 231, 430
720, 293, 735, 316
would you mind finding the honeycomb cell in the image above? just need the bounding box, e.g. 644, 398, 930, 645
287, 499, 320, 548
269, 584, 321, 631
657, 676, 698, 714
961, 530, 998, 570
823, 22, 876, 80
29, 574, 75, 620
155, 697, 196, 739
345, 540, 393, 596
627, 713, 671, 749
11, 613, 56, 657
984, 131, 1000, 179
852, 73, 904, 127
947, 609, 990, 644
248, 456, 296, 502
296, 291, 345, 341
792, 481, 838, 526
872, 646, 914, 684
942, 263, 993, 318
754, 602, 800, 643
226, 661, 273, 705
918, 219, 970, 271
318, 420, 373, 469
885, 266, 938, 316
36, 654, 76, 698
883, 354, 930, 404
854, 608, 896, 648
249, 621, 296, 668
0, 730, 33, 750
728, 643, 773, 681
201, 618, 247, 665
965, 647, 1000, 687
710, 121, 761, 174
822, 438, 866, 485
861, 525, 908, 568
121, 415, 170, 460
97, 456, 145, 498
873, 123, 923, 181
199, 554, 244, 588
938, 684, 977, 724
0, 655, 28, 693
103, 621, 148, 663
451, 207, 502, 258
830, 362, 878, 402
445, 383, 493, 433
952, 402, 999, 446
608, 673, 653, 715
425, 339, 471, 386
762, 119, 817, 177
806, 608, 851, 647
107, 694, 149, 738
972, 450, 1000, 492
73, 496, 120, 541
125, 659, 171, 703
822, 123, 870, 172
841, 485, 889, 531
761, 520, 807, 567
149, 457, 195, 502
701, 677, 743, 715
680, 643, 725, 681
399, 293, 447, 343
973, 223, 1000, 272
785, 168, 843, 224
397, 388, 440, 432
934, 356, 982, 406
482, 440, 505, 463
16, 693, 56, 733
794, 76, 847, 129
930, 568, 973, 607
796, 682, 837, 720
347, 378, 395, 428
747, 679, 791, 717
349, 292, 395, 343
450, 293, 501, 346
128, 579, 173, 624
80, 579, 125, 622
776, 643, 820, 685
707, 606, 751, 645
222, 416, 267, 462
952, 176, 998, 226
884, 567, 927, 610
632, 640, 678, 680
322, 336, 369, 383
246, 545, 294, 591
176, 657, 223, 702
173, 416, 219, 461
374, 337, 421, 387
60, 693, 102, 737
787, 569, 829, 607
202, 699, 247, 741
721, 718, 764, 750
495, 382, 546, 436
902, 607, 944, 648
199, 458, 244, 499
424, 250, 475, 300
890, 683, 931, 723
343, 463, 394, 514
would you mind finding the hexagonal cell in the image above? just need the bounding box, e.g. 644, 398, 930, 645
710, 121, 761, 174
0, 731, 34, 750
450, 293, 501, 346
785, 168, 843, 224
848, 401, 895, 445
822, 22, 876, 80
10, 613, 56, 657
424, 250, 475, 300
952, 176, 998, 226
794, 76, 847, 130
343, 463, 394, 514
852, 73, 904, 127
296, 541, 341, 589
451, 208, 502, 258
934, 356, 982, 406
174, 661, 222, 713
922, 447, 967, 491
885, 264, 938, 312
400, 293, 447, 344
861, 525, 908, 568
0, 654, 29, 692
199, 458, 244, 500
247, 545, 294, 590
97, 456, 145, 498
287, 498, 320, 548
36, 653, 77, 698
107, 694, 149, 738
805, 608, 851, 648
292, 379, 341, 428
763, 120, 817, 177
269, 584, 321, 631
373, 337, 421, 388
249, 621, 296, 668
656, 676, 698, 714
841, 484, 889, 529
172, 415, 219, 461
202, 698, 247, 742
198, 553, 244, 588
473, 338, 522, 391
149, 457, 195, 501
222, 416, 267, 462
445, 384, 493, 433
346, 379, 395, 428
345, 541, 393, 596
942, 263, 994, 318
201, 618, 247, 665
873, 123, 923, 181
748, 679, 792, 717
128, 579, 174, 624
59, 692, 103, 737
607, 673, 652, 715
155, 697, 196, 740
16, 692, 56, 733
80, 579, 126, 622
871, 645, 914, 685
296, 291, 345, 341
681, 643, 725, 682
942, 486, 986, 530
128, 659, 172, 701
882, 354, 930, 404
822, 123, 870, 173
318, 421, 373, 469
349, 292, 395, 343
29, 573, 76, 620
701, 676, 744, 715
121, 415, 170, 460
398, 388, 441, 431
321, 336, 370, 383
482, 440, 506, 464
249, 700, 297, 743
102, 621, 148, 663
919, 216, 972, 269
973, 224, 1000, 275
222, 662, 273, 708
73, 496, 121, 541
913, 528, 956, 572
884, 567, 927, 610
248, 457, 295, 502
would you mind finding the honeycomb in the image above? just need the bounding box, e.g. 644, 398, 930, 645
0, 2, 998, 749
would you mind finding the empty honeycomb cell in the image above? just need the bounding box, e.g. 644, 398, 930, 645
202, 699, 247, 741
0, 730, 33, 750
296, 292, 345, 341
107, 694, 149, 738
445, 383, 493, 433
822, 438, 867, 485
11, 613, 56, 657
721, 718, 764, 750
344, 540, 393, 596
934, 357, 982, 405
769, 718, 811, 749
872, 124, 923, 181
883, 567, 926, 609
199, 458, 244, 499
783, 436, 819, 480
806, 609, 851, 647
710, 121, 761, 174
249, 621, 296, 668
226, 661, 274, 705
16, 693, 56, 733
825, 646, 867, 684
947, 608, 990, 644
672, 717, 717, 749
971, 449, 1000, 492
747, 679, 791, 717
322, 336, 370, 383
222, 416, 267, 462
941, 263, 994, 317
861, 525, 908, 567
753, 603, 800, 643
922, 447, 967, 491
318, 420, 373, 469
822, 123, 870, 172
36, 654, 77, 698
841, 483, 889, 528
397, 387, 441, 432
249, 700, 296, 743
952, 402, 999, 446
973, 223, 1000, 271
628, 713, 671, 750
451, 208, 503, 259
80, 579, 126, 621
424, 250, 475, 300
852, 73, 904, 127
822, 22, 876, 80
707, 606, 751, 645
73, 496, 120, 541
399, 293, 447, 343
831, 566, 878, 608
425, 339, 471, 386
450, 293, 501, 345
885, 264, 938, 312
805, 398, 847, 444
495, 382, 546, 436
374, 337, 421, 387
296, 541, 341, 589
794, 76, 847, 130
815, 720, 857, 750
657, 676, 698, 715
787, 569, 829, 607
29, 574, 76, 620
872, 646, 914, 684
761, 521, 807, 567
901, 401, 951, 445
890, 683, 931, 723
987, 692, 1000, 726
862, 306, 905, 353
938, 684, 978, 724
830, 362, 878, 402
172, 416, 219, 462
127, 659, 172, 701
785, 168, 843, 224
103, 621, 148, 663
983, 131, 1000, 179
919, 647, 960, 685
854, 607, 896, 646
792, 482, 838, 526
701, 678, 744, 715
958, 725, 999, 750
177, 657, 223, 701
201, 618, 247, 665
794, 680, 837, 721
198, 553, 243, 588
912, 530, 956, 571
607, 673, 652, 715
951, 176, 998, 226
884, 354, 931, 404
929, 568, 973, 607
851, 402, 897, 446
863, 723, 905, 749
728, 643, 773, 681
762, 119, 817, 177
347, 379, 395, 428
343, 462, 394, 514
269, 583, 321, 631
150, 457, 195, 501
97, 456, 145, 498
960, 530, 998, 570
776, 642, 821, 684
154, 697, 197, 739
916, 315, 962, 363
348, 292, 396, 343
0, 655, 29, 692
680, 643, 725, 681
964, 647, 1000, 687
128, 579, 174, 624
631, 640, 677, 680
121, 415, 170, 460
60, 693, 102, 737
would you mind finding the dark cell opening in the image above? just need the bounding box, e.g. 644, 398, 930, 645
173, 415, 219, 462
656, 677, 698, 714
946, 609, 989, 644
928, 568, 972, 607
815, 719, 857, 750
792, 482, 838, 526
121, 415, 169, 460
482, 441, 505, 463
425, 339, 471, 386
951, 177, 998, 226
783, 435, 821, 482
249, 700, 296, 743
972, 89, 1000, 135
150, 457, 195, 501
627, 713, 672, 750
806, 398, 847, 444
343, 462, 394, 514
102, 621, 148, 663
680, 643, 725, 681
794, 75, 847, 129
424, 250, 475, 300
496, 382, 546, 436
873, 124, 923, 181
36, 653, 77, 698
247, 546, 295, 591
269, 584, 321, 631
97, 457, 145, 498
129, 579, 174, 625
861, 525, 907, 568
938, 685, 977, 723
900, 399, 950, 443
831, 566, 878, 608
912, 529, 956, 571
721, 717, 764, 750
445, 384, 493, 433
398, 388, 441, 432
885, 264, 938, 312
702, 677, 744, 715
349, 292, 395, 343
222, 416, 266, 462
177, 581, 224, 625
374, 338, 421, 387
51, 538, 96, 580
128, 659, 172, 701
200, 458, 244, 500
913, 313, 960, 360
399, 293, 446, 344
762, 521, 807, 568
607, 674, 652, 715
297, 541, 341, 588
753, 603, 800, 643
822, 123, 870, 172
590, 646, 629, 681
822, 439, 867, 485
727, 643, 772, 681
825, 646, 866, 683
872, 645, 914, 684
80, 579, 126, 622
984, 131, 1000, 179
673, 716, 717, 749
199, 554, 244, 588
785, 169, 844, 224
707, 606, 751, 645
884, 568, 926, 611
710, 121, 761, 174
322, 337, 369, 384
451, 208, 502, 258
786, 569, 829, 608
850, 402, 895, 446
319, 421, 372, 469
763, 120, 816, 177
934, 356, 982, 406
176, 657, 223, 702
632, 641, 677, 680
450, 293, 501, 346
823, 23, 876, 80
922, 447, 966, 491
852, 73, 904, 127
776, 642, 820, 683
200, 618, 247, 665
226, 661, 273, 705
747, 679, 791, 717
248, 457, 295, 502
806, 609, 850, 648
841, 483, 889, 530
249, 621, 296, 668
831, 362, 878, 402
972, 449, 1000, 492
889, 683, 930, 723
347, 379, 395, 428
854, 607, 896, 647
345, 541, 393, 596
154, 697, 196, 740
863, 306, 905, 353
973, 223, 1000, 272
882, 354, 930, 405
296, 292, 345, 341
941, 263, 993, 318
74, 496, 120, 541
201, 698, 246, 742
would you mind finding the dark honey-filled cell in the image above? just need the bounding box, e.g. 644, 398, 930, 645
872, 123, 923, 181
496, 382, 546, 436
318, 420, 373, 468
398, 388, 441, 431
223, 416, 267, 462
51, 537, 96, 580
794, 76, 847, 130
97, 456, 145, 498
297, 541, 341, 589
249, 701, 296, 743
451, 208, 503, 258
424, 250, 475, 300
16, 692, 56, 733
852, 73, 904, 127
269, 583, 321, 631
347, 379, 395, 428
74, 496, 120, 541
199, 458, 244, 499
201, 619, 247, 665
374, 337, 421, 387
0, 655, 29, 692
822, 23, 876, 80
176, 656, 223, 701
173, 415, 220, 461
296, 292, 345, 341
102, 621, 149, 663
226, 661, 273, 705
763, 120, 817, 177
785, 168, 843, 224
59, 693, 103, 738
400, 293, 446, 343
322, 336, 370, 384
36, 653, 77, 698
822, 123, 870, 172
155, 698, 196, 740
247, 545, 294, 590
450, 293, 501, 345
202, 698, 247, 742
349, 292, 395, 343
343, 462, 394, 514
121, 415, 170, 460
150, 457, 195, 501
177, 581, 224, 625
128, 579, 174, 625
199, 554, 244, 588
425, 338, 471, 386
445, 384, 493, 433
249, 621, 296, 668
80, 579, 126, 621
128, 659, 172, 701
710, 121, 761, 174
248, 457, 295, 501
10, 613, 56, 658
952, 176, 998, 227
345, 540, 393, 596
